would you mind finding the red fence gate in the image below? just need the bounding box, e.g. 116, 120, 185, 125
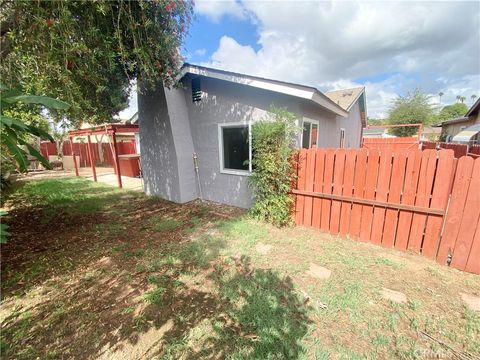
362, 137, 419, 150
293, 148, 479, 274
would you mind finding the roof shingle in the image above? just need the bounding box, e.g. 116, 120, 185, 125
324, 87, 364, 111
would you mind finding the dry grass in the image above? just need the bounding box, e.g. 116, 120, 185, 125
1, 177, 479, 359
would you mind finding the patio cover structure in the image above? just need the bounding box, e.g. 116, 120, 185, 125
68, 124, 139, 189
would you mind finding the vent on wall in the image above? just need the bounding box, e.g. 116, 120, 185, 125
192, 78, 202, 103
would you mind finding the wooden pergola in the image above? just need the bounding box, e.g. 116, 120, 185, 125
68, 124, 139, 189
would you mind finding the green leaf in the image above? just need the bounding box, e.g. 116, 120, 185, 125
3, 95, 70, 110
2, 132, 29, 172
0, 115, 14, 126
25, 124, 54, 141
22, 141, 52, 170
1, 116, 29, 131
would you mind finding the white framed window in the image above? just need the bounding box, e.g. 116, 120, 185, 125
339, 128, 346, 148
218, 122, 252, 176
301, 118, 319, 149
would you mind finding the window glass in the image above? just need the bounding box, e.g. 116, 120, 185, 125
302, 122, 311, 149
223, 126, 249, 171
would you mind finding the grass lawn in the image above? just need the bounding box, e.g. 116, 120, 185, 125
1, 177, 479, 359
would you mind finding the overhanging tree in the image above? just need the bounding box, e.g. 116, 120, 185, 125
437, 103, 469, 122
388, 89, 435, 137
0, 0, 194, 127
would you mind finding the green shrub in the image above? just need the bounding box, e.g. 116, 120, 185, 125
249, 108, 298, 226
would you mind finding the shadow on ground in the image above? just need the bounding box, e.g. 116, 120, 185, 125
1, 178, 312, 359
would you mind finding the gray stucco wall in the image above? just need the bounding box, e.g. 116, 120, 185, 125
139, 84, 182, 202
139, 75, 363, 208
335, 101, 363, 148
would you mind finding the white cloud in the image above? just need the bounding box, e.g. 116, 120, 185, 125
195, 0, 246, 22
194, 48, 207, 56
200, 1, 480, 118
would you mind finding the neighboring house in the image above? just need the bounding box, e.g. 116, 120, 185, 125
362, 127, 396, 138
138, 63, 367, 208
434, 98, 480, 142
421, 126, 441, 141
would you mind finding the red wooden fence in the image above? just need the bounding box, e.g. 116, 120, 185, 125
293, 148, 480, 274
40, 140, 136, 167
421, 141, 469, 158
362, 137, 419, 150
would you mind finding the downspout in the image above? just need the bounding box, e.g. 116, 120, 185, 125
193, 152, 203, 201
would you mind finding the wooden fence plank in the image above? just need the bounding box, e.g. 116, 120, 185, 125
395, 150, 422, 250
408, 150, 437, 252
349, 149, 368, 239
382, 151, 407, 247
422, 150, 455, 258
450, 158, 480, 270
465, 218, 480, 274
312, 149, 326, 229
330, 149, 346, 234
371, 149, 393, 244
339, 150, 357, 236
303, 148, 317, 226
320, 150, 335, 231
359, 149, 380, 242
295, 149, 307, 225
436, 156, 474, 265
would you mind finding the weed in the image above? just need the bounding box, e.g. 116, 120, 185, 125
142, 287, 165, 304
123, 249, 145, 258
408, 299, 420, 311
152, 218, 181, 232
374, 256, 402, 269
121, 307, 135, 315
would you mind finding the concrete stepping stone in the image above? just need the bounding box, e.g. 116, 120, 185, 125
255, 243, 273, 255
460, 293, 480, 311
381, 288, 407, 304
306, 263, 331, 280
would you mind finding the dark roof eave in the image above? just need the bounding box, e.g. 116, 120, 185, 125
466, 97, 480, 117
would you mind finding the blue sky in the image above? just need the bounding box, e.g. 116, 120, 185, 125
184, 14, 261, 63
120, 0, 480, 120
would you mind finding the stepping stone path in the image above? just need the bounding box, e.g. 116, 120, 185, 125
305, 263, 331, 280
381, 288, 407, 304
255, 243, 273, 255
460, 293, 480, 312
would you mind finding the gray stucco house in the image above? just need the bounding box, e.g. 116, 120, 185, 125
138, 64, 366, 208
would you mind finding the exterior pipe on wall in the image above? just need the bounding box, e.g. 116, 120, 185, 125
193, 153, 203, 201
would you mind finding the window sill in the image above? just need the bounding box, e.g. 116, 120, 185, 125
220, 169, 252, 177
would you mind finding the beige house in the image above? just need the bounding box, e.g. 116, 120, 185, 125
435, 99, 480, 142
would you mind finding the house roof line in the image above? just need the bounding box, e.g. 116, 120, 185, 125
179, 63, 350, 118
466, 97, 480, 117
324, 86, 366, 112
433, 116, 470, 127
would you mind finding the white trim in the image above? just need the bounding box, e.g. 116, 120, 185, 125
300, 118, 319, 149
180, 64, 349, 118
218, 122, 252, 176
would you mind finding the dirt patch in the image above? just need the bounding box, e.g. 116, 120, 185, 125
255, 242, 273, 255
380, 288, 408, 304
460, 292, 480, 311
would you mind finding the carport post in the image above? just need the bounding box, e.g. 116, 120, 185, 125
70, 136, 79, 177
87, 134, 97, 182
111, 131, 122, 188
